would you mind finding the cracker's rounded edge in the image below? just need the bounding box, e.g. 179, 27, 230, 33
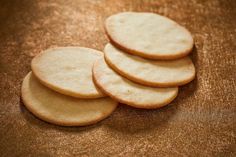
105, 28, 193, 60
38, 46, 104, 56
92, 59, 179, 109
31, 68, 105, 99
31, 47, 106, 99
104, 51, 196, 87
21, 72, 118, 127
104, 14, 194, 60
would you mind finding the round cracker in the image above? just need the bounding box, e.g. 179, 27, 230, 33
21, 72, 118, 126
104, 43, 195, 87
31, 47, 105, 98
93, 58, 178, 109
105, 12, 194, 60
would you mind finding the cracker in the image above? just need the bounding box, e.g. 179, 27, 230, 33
93, 58, 178, 109
105, 12, 193, 60
104, 43, 195, 87
31, 47, 105, 98
21, 72, 118, 126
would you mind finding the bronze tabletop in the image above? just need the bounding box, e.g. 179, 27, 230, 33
0, 0, 235, 156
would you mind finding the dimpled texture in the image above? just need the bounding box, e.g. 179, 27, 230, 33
93, 58, 178, 109
21, 72, 118, 126
31, 47, 105, 98
105, 12, 194, 59
104, 43, 195, 87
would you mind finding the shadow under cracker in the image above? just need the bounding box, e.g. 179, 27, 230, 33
104, 46, 199, 134
104, 101, 179, 134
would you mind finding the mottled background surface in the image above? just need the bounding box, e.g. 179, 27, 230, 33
0, 0, 235, 156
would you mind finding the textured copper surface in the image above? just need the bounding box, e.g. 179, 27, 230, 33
0, 0, 235, 156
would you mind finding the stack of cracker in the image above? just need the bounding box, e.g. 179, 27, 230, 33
21, 47, 118, 126
21, 12, 195, 126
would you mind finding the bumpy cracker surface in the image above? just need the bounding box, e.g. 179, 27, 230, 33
104, 43, 195, 87
31, 47, 105, 98
105, 12, 193, 59
93, 58, 178, 109
21, 72, 118, 126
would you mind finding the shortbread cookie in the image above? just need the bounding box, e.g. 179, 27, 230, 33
105, 12, 193, 59
21, 72, 118, 126
104, 43, 195, 87
93, 58, 178, 109
31, 47, 105, 98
